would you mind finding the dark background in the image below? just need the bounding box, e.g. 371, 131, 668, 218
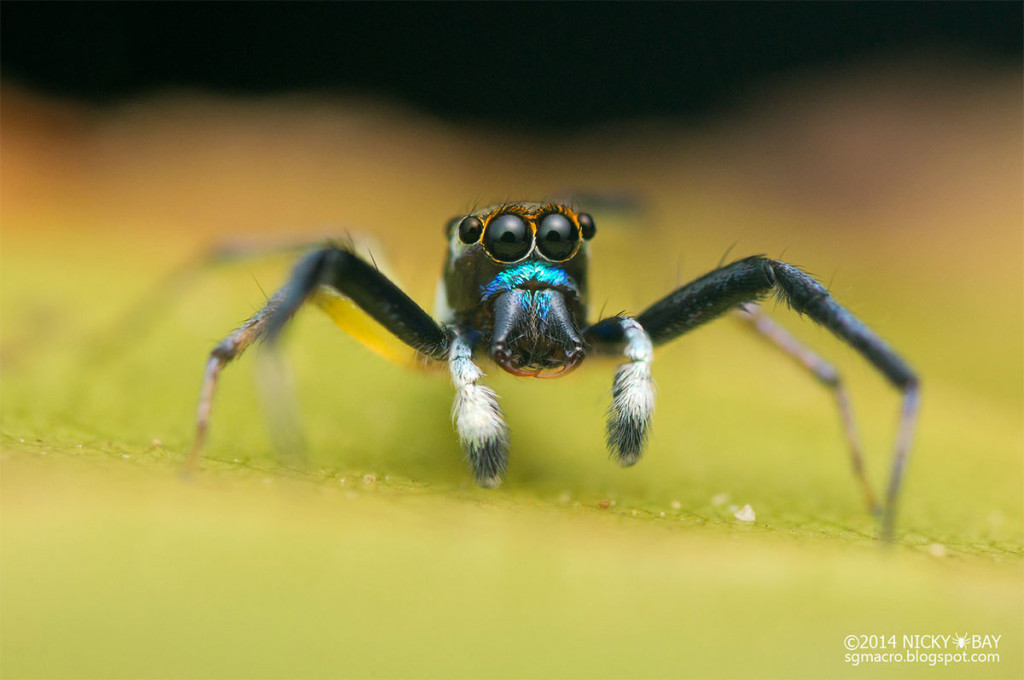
2, 2, 1020, 128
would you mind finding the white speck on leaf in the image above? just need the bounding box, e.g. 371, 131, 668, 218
711, 493, 730, 507
734, 504, 756, 522
927, 543, 948, 558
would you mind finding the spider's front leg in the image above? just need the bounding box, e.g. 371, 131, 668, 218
187, 247, 450, 471
603, 256, 919, 540
448, 332, 509, 487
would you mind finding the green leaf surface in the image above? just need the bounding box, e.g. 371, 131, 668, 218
2, 81, 1020, 679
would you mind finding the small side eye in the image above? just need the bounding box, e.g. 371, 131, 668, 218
577, 212, 596, 240
458, 216, 484, 244
483, 214, 531, 262
445, 216, 460, 238
536, 212, 579, 261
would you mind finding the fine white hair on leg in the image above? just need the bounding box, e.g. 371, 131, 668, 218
449, 333, 509, 487
607, 317, 655, 466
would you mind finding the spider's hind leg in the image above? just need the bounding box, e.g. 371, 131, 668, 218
630, 255, 919, 539
736, 303, 878, 516
767, 260, 919, 539
187, 246, 449, 474
188, 288, 293, 474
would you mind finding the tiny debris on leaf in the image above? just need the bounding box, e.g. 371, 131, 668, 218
598, 499, 611, 509
711, 492, 730, 507
363, 474, 377, 485
927, 543, 948, 558
670, 500, 682, 510
734, 504, 756, 522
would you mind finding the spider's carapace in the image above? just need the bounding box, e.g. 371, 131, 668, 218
438, 202, 593, 377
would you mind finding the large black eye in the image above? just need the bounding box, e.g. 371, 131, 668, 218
577, 212, 596, 240
536, 212, 579, 260
457, 216, 483, 244
484, 214, 532, 261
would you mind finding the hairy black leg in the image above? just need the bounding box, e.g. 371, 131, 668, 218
634, 256, 919, 540
186, 289, 288, 474
585, 317, 655, 465
737, 303, 878, 515
768, 261, 920, 541
264, 248, 450, 352
449, 332, 509, 486
188, 247, 449, 471
70, 237, 343, 415
88, 235, 375, 358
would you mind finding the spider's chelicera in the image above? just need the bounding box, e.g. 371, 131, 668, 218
189, 201, 919, 539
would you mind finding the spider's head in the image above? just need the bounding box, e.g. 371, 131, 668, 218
439, 202, 596, 377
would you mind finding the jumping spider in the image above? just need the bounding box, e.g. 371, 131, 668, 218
188, 202, 919, 538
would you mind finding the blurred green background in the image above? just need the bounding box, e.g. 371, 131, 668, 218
2, 5, 1022, 679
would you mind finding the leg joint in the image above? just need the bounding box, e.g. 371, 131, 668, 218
767, 259, 830, 314
210, 340, 238, 362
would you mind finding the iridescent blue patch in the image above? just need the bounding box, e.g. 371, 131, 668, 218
480, 261, 576, 302
530, 289, 555, 321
